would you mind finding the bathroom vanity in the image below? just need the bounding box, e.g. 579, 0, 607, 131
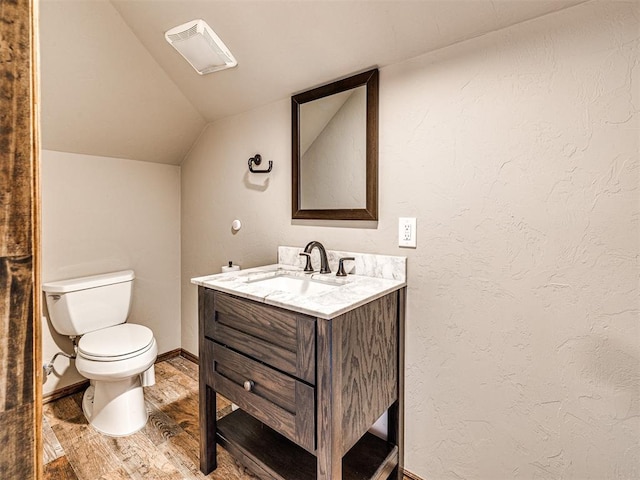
192, 247, 406, 480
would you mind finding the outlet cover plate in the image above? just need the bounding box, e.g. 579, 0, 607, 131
398, 217, 417, 248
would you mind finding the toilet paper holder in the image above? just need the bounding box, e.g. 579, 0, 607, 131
248, 153, 272, 173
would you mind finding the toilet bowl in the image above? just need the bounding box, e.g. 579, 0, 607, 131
76, 323, 158, 436
43, 270, 158, 436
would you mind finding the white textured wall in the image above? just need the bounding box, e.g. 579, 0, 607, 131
39, 0, 205, 165
182, 2, 639, 478
41, 150, 181, 396
386, 3, 639, 478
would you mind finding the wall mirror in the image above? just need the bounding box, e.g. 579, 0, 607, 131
292, 69, 378, 220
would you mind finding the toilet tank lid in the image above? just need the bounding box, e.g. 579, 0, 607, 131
42, 270, 135, 294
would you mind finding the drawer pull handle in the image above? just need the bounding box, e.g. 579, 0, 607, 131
243, 380, 255, 392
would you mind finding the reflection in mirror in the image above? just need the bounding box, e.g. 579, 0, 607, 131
292, 69, 378, 220
300, 86, 366, 210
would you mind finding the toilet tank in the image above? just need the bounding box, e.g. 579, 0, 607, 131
43, 270, 135, 336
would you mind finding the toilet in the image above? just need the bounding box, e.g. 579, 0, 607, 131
43, 270, 158, 436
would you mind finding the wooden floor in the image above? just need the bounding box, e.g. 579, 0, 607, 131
43, 356, 257, 479
43, 356, 412, 480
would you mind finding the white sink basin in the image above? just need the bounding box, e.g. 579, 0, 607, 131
246, 273, 341, 296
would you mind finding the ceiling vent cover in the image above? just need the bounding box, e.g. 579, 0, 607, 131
165, 19, 237, 75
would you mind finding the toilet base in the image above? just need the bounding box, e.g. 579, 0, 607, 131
82, 376, 148, 437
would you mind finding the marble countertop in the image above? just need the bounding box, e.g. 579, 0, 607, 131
191, 263, 406, 320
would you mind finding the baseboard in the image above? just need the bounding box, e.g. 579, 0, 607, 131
180, 348, 198, 365
44, 348, 191, 404
156, 348, 182, 363
43, 379, 90, 404
402, 469, 424, 480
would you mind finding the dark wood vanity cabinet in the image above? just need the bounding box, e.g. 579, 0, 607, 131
198, 287, 405, 480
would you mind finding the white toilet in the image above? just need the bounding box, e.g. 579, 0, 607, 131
43, 270, 158, 436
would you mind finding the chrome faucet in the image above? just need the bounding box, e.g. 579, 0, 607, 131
300, 241, 331, 274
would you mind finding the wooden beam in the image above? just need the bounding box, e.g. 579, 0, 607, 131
0, 0, 41, 478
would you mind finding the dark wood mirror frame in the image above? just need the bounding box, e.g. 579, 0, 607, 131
292, 68, 379, 221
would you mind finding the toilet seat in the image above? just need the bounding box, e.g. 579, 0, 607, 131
75, 336, 157, 382
78, 323, 154, 361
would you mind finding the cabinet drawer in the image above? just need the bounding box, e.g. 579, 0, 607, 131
212, 343, 315, 453
205, 291, 315, 385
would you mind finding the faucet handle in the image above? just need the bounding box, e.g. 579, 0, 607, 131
336, 257, 355, 277
299, 252, 313, 272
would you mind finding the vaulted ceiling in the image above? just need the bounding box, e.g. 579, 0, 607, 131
39, 0, 585, 165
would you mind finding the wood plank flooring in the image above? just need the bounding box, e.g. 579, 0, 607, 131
43, 356, 413, 480
43, 356, 256, 479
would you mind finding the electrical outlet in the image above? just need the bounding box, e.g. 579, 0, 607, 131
398, 217, 417, 248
